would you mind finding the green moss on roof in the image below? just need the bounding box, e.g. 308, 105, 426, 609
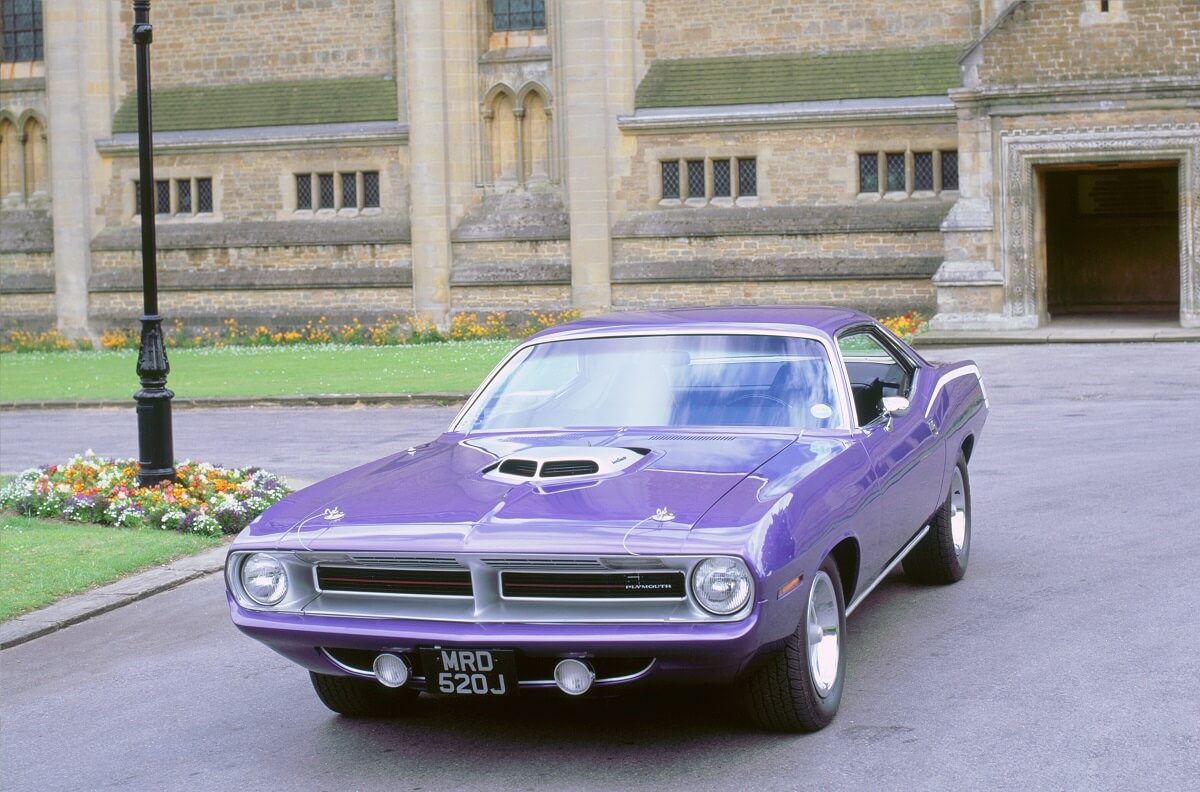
635, 47, 961, 109
112, 78, 398, 133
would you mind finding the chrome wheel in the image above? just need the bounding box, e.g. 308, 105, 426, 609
806, 570, 841, 698
949, 465, 969, 565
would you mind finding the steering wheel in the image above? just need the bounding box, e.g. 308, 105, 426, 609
726, 393, 789, 410
724, 394, 791, 425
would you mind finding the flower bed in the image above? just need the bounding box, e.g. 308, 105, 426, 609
879, 311, 929, 342
0, 452, 290, 536
2, 310, 584, 353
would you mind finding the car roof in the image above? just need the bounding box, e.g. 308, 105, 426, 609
527, 305, 875, 343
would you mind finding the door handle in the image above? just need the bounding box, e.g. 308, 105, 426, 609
926, 418, 939, 437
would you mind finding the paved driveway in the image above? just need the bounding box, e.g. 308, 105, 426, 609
2, 343, 1198, 791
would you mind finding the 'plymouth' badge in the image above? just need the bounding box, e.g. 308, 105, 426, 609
322, 507, 345, 522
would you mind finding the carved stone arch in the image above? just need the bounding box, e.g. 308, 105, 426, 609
482, 83, 519, 185
517, 83, 551, 184
481, 81, 518, 109
515, 81, 552, 113
0, 113, 21, 202
18, 111, 49, 198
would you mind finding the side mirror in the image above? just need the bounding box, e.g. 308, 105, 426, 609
880, 396, 911, 417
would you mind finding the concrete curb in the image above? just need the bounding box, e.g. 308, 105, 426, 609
0, 392, 470, 411
914, 329, 1200, 346
0, 543, 229, 650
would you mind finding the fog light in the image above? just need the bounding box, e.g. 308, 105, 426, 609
373, 653, 410, 688
553, 659, 595, 696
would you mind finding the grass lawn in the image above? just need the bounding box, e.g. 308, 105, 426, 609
0, 340, 517, 402
0, 515, 224, 621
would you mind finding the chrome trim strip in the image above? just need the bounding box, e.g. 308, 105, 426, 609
319, 647, 376, 679
319, 647, 657, 690
845, 525, 930, 616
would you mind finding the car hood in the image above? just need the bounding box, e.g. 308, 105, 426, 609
240, 430, 799, 555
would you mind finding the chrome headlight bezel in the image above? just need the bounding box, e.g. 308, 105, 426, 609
690, 557, 754, 616
239, 552, 289, 606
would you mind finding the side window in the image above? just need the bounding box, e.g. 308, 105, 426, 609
837, 330, 912, 427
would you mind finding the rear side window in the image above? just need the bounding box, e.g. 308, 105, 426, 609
838, 330, 913, 426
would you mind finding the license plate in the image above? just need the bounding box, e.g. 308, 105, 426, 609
420, 648, 517, 696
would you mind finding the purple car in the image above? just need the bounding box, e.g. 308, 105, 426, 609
225, 306, 987, 732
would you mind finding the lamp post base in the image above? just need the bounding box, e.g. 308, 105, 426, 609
135, 314, 175, 487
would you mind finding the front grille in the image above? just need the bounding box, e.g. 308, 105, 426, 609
502, 571, 686, 600
645, 434, 739, 441
498, 458, 538, 477
540, 460, 599, 477
317, 566, 473, 597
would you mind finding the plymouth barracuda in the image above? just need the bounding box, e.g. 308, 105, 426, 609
226, 305, 988, 732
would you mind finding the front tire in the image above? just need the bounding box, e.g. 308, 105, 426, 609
903, 452, 971, 584
309, 672, 419, 717
739, 556, 847, 732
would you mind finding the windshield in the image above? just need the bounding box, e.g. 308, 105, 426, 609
458, 334, 843, 432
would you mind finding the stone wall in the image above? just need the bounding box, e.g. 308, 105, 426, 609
117, 0, 399, 90
638, 0, 976, 63
87, 242, 413, 329
101, 145, 408, 226
621, 123, 960, 207
975, 0, 1200, 86
0, 250, 54, 329
613, 279, 935, 316
449, 284, 573, 312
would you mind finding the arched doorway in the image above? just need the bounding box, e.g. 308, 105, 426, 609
1043, 162, 1180, 317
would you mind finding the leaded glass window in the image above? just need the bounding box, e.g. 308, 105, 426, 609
318, 174, 335, 209
712, 159, 731, 198
155, 180, 171, 214
885, 153, 905, 192
738, 158, 757, 197
687, 160, 704, 199
2, 0, 43, 62
941, 151, 959, 191
342, 172, 357, 210
734, 157, 753, 195
197, 178, 213, 213
296, 174, 312, 210
859, 154, 878, 193
661, 161, 679, 200
363, 172, 380, 208
913, 152, 934, 192
177, 179, 192, 214
492, 0, 545, 32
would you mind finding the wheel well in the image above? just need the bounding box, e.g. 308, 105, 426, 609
961, 434, 975, 463
829, 538, 860, 602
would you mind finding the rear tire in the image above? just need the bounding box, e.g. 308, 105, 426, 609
903, 452, 971, 584
739, 556, 847, 732
309, 672, 419, 717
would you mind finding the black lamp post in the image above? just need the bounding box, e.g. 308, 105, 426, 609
132, 0, 175, 487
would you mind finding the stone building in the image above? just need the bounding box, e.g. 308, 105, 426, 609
1, 0, 1198, 336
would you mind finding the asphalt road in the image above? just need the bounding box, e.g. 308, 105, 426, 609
2, 343, 1199, 791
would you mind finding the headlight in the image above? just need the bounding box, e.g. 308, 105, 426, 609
691, 557, 752, 615
241, 553, 288, 606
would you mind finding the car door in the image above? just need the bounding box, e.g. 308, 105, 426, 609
837, 326, 946, 579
